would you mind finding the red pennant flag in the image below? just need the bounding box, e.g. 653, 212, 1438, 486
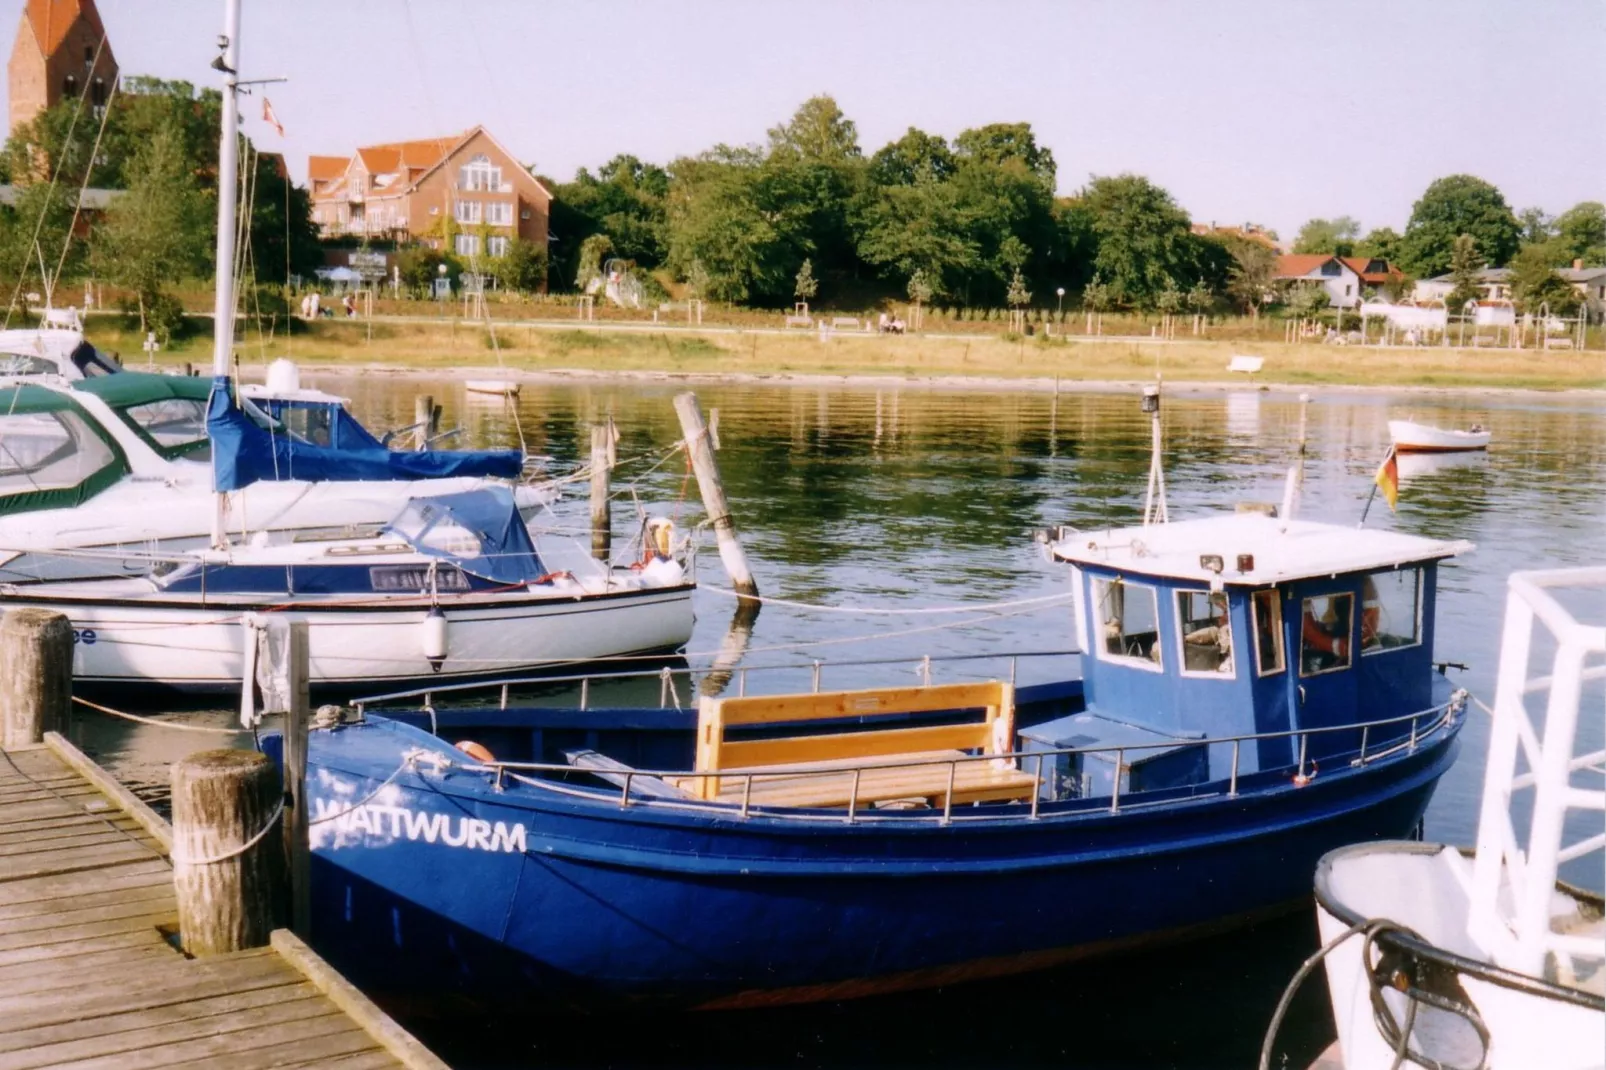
262, 97, 284, 138
1374, 446, 1399, 511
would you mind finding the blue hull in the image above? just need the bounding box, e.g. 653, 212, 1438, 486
302, 712, 1460, 1012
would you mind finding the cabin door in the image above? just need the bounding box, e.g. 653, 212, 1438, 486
1287, 582, 1360, 764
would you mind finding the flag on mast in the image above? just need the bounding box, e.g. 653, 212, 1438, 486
262, 98, 284, 138
1373, 445, 1399, 511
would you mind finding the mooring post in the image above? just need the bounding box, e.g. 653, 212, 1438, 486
172, 749, 283, 956
672, 392, 758, 599
282, 620, 312, 939
413, 394, 436, 450
590, 424, 612, 562
0, 608, 71, 748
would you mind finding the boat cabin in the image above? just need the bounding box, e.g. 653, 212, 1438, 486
1049, 513, 1472, 789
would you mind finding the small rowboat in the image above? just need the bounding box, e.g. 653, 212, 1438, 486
465, 379, 520, 397
1388, 419, 1490, 453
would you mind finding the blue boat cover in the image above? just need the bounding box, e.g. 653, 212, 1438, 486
383, 487, 545, 585
257, 397, 386, 451
207, 377, 523, 491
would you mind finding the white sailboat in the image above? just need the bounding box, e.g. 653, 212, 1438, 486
0, 0, 695, 692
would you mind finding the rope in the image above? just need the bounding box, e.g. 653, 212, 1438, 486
1259, 917, 1394, 1070
699, 586, 1075, 616
170, 797, 284, 866
307, 757, 415, 825
71, 695, 246, 735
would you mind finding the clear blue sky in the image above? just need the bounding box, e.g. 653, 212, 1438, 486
6, 0, 1602, 239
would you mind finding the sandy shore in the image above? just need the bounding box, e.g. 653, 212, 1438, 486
270, 360, 1606, 401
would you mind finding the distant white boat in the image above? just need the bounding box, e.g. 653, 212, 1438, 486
466, 379, 520, 397
1388, 419, 1491, 453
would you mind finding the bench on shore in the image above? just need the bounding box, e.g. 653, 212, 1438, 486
783, 314, 813, 328
830, 316, 861, 331
1227, 354, 1264, 374
667, 680, 1036, 810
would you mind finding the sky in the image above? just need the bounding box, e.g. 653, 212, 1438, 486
4, 0, 1602, 240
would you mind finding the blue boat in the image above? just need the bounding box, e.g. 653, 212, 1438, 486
290, 508, 1473, 1012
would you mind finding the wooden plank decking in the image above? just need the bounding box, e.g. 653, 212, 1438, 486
0, 734, 448, 1070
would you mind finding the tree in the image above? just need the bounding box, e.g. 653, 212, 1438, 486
1517, 207, 1554, 247
1223, 239, 1277, 319
490, 237, 548, 294
766, 95, 861, 162
550, 153, 669, 286
1445, 234, 1483, 312
395, 245, 455, 296
1285, 284, 1329, 320
952, 122, 1055, 189
684, 258, 709, 300
1006, 268, 1030, 308
664, 146, 813, 304
1399, 175, 1520, 277
1293, 216, 1361, 256
574, 233, 614, 289
1185, 279, 1214, 317
1553, 201, 1605, 266
1154, 282, 1183, 317
1507, 244, 1581, 316
906, 269, 933, 305
1078, 174, 1201, 308
793, 257, 817, 303
89, 121, 209, 340
1355, 226, 1402, 264
867, 127, 955, 186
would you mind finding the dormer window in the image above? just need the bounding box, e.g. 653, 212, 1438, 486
460, 154, 502, 192
1092, 577, 1162, 670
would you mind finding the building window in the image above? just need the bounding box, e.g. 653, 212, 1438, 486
1092, 577, 1162, 670
1361, 569, 1421, 654
486, 202, 512, 226
454, 234, 480, 257
84, 45, 93, 64
1299, 593, 1353, 677
1320, 260, 1341, 276
63, 74, 78, 97
454, 200, 482, 224
459, 154, 502, 192
1344, 285, 1353, 296
91, 78, 106, 106
1251, 590, 1284, 676
1176, 589, 1233, 677
486, 236, 509, 258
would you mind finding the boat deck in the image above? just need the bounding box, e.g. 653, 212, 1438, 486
0, 736, 446, 1070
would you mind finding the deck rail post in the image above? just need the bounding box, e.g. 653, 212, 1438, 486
0, 608, 71, 749
579, 677, 590, 711
1409, 715, 1418, 752
1030, 754, 1042, 819
1110, 748, 1124, 813
1359, 725, 1369, 763
740, 774, 754, 818
811, 660, 822, 693
1229, 740, 1241, 797
1297, 734, 1308, 781
847, 769, 861, 824
620, 772, 633, 808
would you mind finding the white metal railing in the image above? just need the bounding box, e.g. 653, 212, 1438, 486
1469, 567, 1606, 981
351, 649, 1081, 714
408, 696, 1463, 827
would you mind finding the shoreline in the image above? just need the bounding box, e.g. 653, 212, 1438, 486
271, 361, 1606, 401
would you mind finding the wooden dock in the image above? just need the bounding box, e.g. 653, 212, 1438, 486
0, 732, 449, 1070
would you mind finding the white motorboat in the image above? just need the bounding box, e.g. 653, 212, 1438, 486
465, 379, 520, 397
0, 364, 555, 583
1388, 418, 1491, 453
1, 487, 694, 692
0, 308, 122, 379
1273, 568, 1604, 1070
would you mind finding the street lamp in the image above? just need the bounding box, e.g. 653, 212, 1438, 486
1056, 287, 1066, 316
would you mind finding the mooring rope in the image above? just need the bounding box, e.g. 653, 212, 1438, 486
71, 695, 245, 735
170, 797, 284, 867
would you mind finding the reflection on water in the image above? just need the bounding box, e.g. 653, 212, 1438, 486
75, 376, 1606, 1066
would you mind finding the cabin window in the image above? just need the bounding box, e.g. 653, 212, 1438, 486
1176, 589, 1233, 677
1299, 593, 1354, 676
1362, 569, 1421, 653
120, 399, 210, 459
1251, 590, 1284, 676
1092, 577, 1162, 670
0, 411, 116, 494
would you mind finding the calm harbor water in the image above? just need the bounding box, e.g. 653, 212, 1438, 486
80, 375, 1606, 1069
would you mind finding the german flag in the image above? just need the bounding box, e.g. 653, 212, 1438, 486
1374, 446, 1399, 511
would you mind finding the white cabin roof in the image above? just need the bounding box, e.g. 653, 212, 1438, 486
1051, 513, 1472, 586
238, 383, 350, 405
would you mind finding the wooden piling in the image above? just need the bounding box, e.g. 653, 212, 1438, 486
590, 424, 612, 561
413, 394, 438, 450
282, 620, 312, 939
172, 749, 283, 956
0, 607, 71, 749
672, 392, 758, 598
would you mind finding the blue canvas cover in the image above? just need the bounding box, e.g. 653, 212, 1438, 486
383, 487, 544, 585
207, 377, 522, 491
257, 397, 386, 451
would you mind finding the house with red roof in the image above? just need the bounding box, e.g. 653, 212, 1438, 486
1275, 254, 1404, 308
308, 127, 551, 265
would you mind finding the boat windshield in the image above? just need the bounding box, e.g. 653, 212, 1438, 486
118, 397, 210, 459
0, 395, 128, 515
384, 489, 544, 585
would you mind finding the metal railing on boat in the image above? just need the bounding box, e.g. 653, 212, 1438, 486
384, 694, 1466, 828
351, 648, 1082, 715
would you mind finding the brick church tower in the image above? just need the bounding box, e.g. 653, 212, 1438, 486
8, 0, 118, 135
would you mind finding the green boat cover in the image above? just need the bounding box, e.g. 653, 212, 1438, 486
0, 384, 130, 517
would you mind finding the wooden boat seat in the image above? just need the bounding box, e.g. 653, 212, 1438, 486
671, 680, 1035, 809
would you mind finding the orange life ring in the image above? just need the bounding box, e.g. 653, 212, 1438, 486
454, 740, 495, 763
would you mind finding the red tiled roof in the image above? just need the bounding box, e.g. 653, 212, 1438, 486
307, 155, 350, 183
1339, 257, 1403, 285
23, 0, 105, 57
354, 136, 460, 176
1274, 254, 1339, 278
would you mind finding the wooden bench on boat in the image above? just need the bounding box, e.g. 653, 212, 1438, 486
668, 681, 1037, 809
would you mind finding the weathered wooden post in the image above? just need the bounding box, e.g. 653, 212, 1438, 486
0, 608, 71, 748
281, 620, 312, 939
171, 749, 283, 955
413, 394, 438, 450
589, 424, 611, 562
672, 392, 758, 599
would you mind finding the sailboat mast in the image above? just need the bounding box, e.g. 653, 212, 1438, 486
210, 0, 242, 548
212, 0, 242, 380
